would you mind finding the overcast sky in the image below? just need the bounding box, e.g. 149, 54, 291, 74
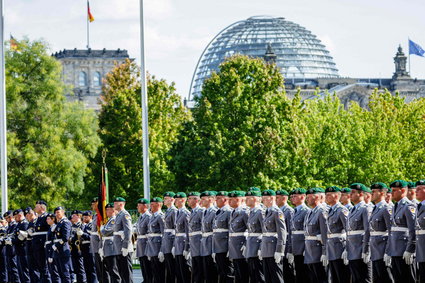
5, 0, 425, 99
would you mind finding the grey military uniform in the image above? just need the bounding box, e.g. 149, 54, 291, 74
212, 205, 231, 254
229, 206, 248, 260
201, 206, 218, 256
90, 214, 100, 254
174, 207, 190, 255
146, 211, 165, 257
135, 211, 151, 258
369, 200, 391, 261
260, 205, 286, 258
291, 204, 310, 256
346, 201, 370, 260
388, 197, 416, 256
345, 203, 354, 210
304, 205, 328, 264
188, 206, 204, 257
100, 216, 118, 257
245, 206, 264, 258
326, 203, 349, 261
113, 209, 133, 253
280, 204, 294, 255
161, 205, 177, 254
415, 201, 425, 262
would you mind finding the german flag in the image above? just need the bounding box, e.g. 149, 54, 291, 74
96, 157, 109, 228
10, 35, 18, 51
88, 1, 95, 23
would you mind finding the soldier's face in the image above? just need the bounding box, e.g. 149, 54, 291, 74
350, 190, 361, 203
215, 196, 227, 208
385, 193, 392, 203
91, 202, 98, 211
262, 196, 273, 207
164, 197, 174, 207
106, 207, 115, 217
150, 202, 162, 212
14, 214, 23, 222
276, 195, 287, 207
71, 214, 80, 224
245, 196, 256, 207
82, 216, 92, 223
175, 198, 186, 208
340, 193, 350, 203
371, 189, 383, 202
392, 187, 405, 201
55, 209, 64, 219
187, 197, 199, 208
416, 186, 425, 201
137, 203, 148, 213
46, 217, 55, 225
114, 201, 125, 210
407, 189, 416, 200
325, 192, 339, 205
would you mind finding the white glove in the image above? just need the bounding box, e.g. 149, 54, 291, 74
18, 234, 26, 241
240, 245, 246, 257
116, 231, 125, 239
122, 248, 129, 257
384, 254, 391, 267
5, 239, 11, 245
257, 250, 262, 260
147, 256, 151, 261
158, 251, 165, 262
98, 248, 104, 259
403, 251, 414, 265
212, 253, 216, 263
321, 255, 328, 267
274, 252, 283, 264
19, 230, 28, 238
183, 250, 189, 258
286, 253, 294, 265
185, 251, 191, 261
48, 258, 53, 263
27, 228, 34, 236
341, 250, 348, 265
171, 247, 175, 257
76, 229, 84, 236
362, 252, 370, 264
52, 245, 57, 251
59, 240, 64, 245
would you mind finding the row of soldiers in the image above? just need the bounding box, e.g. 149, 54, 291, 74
0, 179, 424, 283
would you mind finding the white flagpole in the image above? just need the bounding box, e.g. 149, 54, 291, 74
139, 0, 150, 200
0, 0, 8, 215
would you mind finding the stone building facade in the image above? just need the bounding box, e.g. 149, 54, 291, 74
53, 48, 130, 110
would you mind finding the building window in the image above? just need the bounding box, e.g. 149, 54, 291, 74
78, 71, 87, 87
93, 71, 102, 87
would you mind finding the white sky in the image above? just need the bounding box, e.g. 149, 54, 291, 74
5, 0, 425, 98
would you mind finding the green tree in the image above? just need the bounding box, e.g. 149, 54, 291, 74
94, 59, 190, 206
5, 38, 100, 208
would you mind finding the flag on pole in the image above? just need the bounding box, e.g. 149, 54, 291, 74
409, 39, 425, 57
96, 158, 109, 228
88, 1, 95, 23
9, 35, 18, 51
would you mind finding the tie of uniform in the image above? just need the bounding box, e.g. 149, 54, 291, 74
204, 210, 207, 217
394, 202, 398, 214
216, 209, 221, 216
418, 203, 422, 211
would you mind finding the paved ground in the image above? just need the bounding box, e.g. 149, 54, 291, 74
132, 269, 143, 282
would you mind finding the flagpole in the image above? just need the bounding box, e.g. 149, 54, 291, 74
0, 0, 8, 215
139, 0, 151, 200
86, 0, 90, 49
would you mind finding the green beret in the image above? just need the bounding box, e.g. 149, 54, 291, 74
407, 181, 416, 189
200, 191, 216, 197
415, 180, 425, 187
290, 188, 307, 195
187, 192, 200, 197
262, 189, 276, 196
113, 197, 126, 202
387, 187, 392, 193
163, 191, 176, 198
325, 186, 341, 193
350, 183, 371, 193
390, 180, 408, 188
306, 188, 322, 195
151, 197, 163, 203
105, 203, 114, 208
175, 192, 187, 198
209, 191, 218, 195
276, 189, 289, 196
246, 190, 261, 197
228, 191, 245, 197
370, 182, 388, 190
341, 187, 351, 193
248, 187, 261, 192
137, 198, 150, 204
216, 191, 228, 196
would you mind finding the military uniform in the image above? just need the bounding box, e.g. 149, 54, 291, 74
32, 207, 51, 283
112, 204, 134, 283
161, 201, 177, 283
245, 201, 265, 283
46, 221, 61, 283
13, 210, 31, 283
260, 197, 286, 283
80, 214, 97, 283
53, 211, 72, 283
326, 201, 350, 283
174, 197, 191, 283
228, 200, 249, 283
0, 220, 8, 283
24, 209, 40, 283
135, 203, 152, 283
279, 200, 295, 283
188, 202, 204, 283
101, 213, 121, 283
90, 213, 105, 282
389, 195, 416, 282
146, 200, 165, 283
5, 215, 20, 283
201, 204, 219, 283
290, 200, 310, 283
416, 199, 425, 283
70, 218, 87, 283
303, 197, 327, 283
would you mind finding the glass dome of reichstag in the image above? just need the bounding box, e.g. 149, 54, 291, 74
189, 16, 339, 99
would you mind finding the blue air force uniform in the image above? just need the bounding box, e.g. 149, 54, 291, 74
53, 214, 72, 283
5, 218, 20, 283
46, 222, 61, 283
13, 213, 31, 283
80, 216, 97, 283
32, 210, 51, 283
70, 220, 87, 283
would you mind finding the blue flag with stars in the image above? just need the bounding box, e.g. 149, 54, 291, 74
409, 39, 425, 57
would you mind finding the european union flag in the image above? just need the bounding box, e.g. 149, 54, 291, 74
409, 39, 425, 57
